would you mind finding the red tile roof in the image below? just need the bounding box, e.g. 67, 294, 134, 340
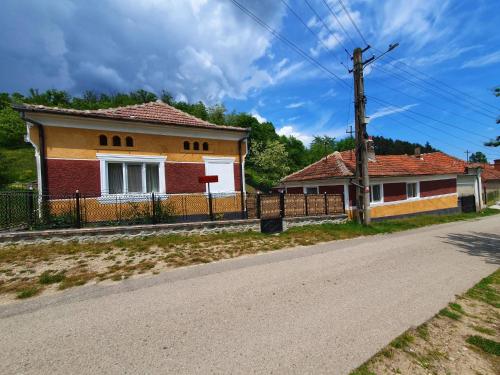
468, 162, 500, 182
15, 101, 248, 133
282, 151, 469, 182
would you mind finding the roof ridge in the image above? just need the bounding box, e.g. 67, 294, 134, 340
282, 151, 345, 182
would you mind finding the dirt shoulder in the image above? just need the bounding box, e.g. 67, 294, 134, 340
350, 269, 500, 375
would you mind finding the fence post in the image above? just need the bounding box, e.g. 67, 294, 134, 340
151, 192, 156, 224
27, 189, 34, 227
208, 192, 214, 221
324, 192, 328, 215
279, 192, 285, 218
341, 191, 346, 214
75, 190, 81, 228
256, 193, 261, 219
304, 193, 309, 216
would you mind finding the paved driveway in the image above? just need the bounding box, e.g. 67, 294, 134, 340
1, 215, 499, 374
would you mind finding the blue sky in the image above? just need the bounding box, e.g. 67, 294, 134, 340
1, 0, 499, 161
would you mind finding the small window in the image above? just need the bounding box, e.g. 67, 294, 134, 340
183, 141, 190, 150
305, 186, 318, 195
203, 142, 209, 151
112, 136, 121, 147
125, 136, 134, 147
370, 184, 382, 203
193, 141, 200, 151
407, 182, 418, 199
99, 135, 108, 146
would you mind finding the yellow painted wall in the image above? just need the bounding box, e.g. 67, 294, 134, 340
347, 195, 458, 219
29, 126, 244, 162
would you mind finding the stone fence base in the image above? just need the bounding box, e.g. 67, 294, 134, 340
0, 214, 347, 247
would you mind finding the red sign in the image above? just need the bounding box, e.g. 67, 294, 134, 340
198, 175, 218, 184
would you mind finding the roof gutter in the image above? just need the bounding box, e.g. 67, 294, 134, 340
19, 110, 48, 196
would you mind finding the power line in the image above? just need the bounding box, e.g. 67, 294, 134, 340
303, 0, 350, 57
369, 61, 497, 120
337, 0, 368, 47
368, 96, 500, 157
280, 0, 344, 63
371, 47, 500, 116
229, 0, 350, 89
320, 0, 357, 49
367, 65, 495, 134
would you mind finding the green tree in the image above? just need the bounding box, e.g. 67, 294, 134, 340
248, 140, 290, 190
335, 137, 355, 152
308, 135, 336, 163
207, 104, 226, 125
0, 107, 26, 148
0, 153, 8, 187
469, 151, 487, 163
279, 135, 308, 171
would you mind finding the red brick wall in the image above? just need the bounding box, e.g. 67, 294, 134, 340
286, 187, 304, 194
46, 159, 100, 196
319, 185, 344, 194
166, 163, 206, 193
420, 178, 456, 197
384, 182, 406, 202
234, 163, 242, 192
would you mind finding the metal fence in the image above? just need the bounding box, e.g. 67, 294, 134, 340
0, 190, 345, 231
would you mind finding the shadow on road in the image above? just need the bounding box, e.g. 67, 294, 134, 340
443, 232, 500, 265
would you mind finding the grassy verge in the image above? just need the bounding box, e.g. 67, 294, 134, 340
0, 208, 498, 301
350, 269, 500, 374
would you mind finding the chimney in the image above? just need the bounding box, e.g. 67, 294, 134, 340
414, 146, 421, 159
494, 159, 500, 171
366, 137, 375, 161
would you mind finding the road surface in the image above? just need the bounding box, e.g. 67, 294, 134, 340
1, 215, 499, 374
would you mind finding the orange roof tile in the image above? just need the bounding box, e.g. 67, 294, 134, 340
282, 150, 468, 182
15, 101, 248, 133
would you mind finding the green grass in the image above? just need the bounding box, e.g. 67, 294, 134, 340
39, 270, 66, 285
466, 335, 500, 356
416, 323, 429, 341
439, 308, 461, 320
465, 269, 500, 308
0, 147, 36, 188
471, 325, 496, 336
448, 302, 465, 314
390, 331, 414, 350
349, 364, 375, 375
16, 286, 41, 299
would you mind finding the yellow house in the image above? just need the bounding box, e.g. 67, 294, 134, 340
15, 101, 249, 222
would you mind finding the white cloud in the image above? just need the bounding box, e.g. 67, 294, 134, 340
369, 104, 418, 121
462, 51, 500, 69
286, 101, 306, 109
277, 125, 313, 145
0, 0, 286, 102
250, 110, 267, 123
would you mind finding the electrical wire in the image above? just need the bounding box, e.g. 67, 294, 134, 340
337, 0, 368, 46
229, 0, 350, 89
303, 0, 350, 58
320, 0, 357, 48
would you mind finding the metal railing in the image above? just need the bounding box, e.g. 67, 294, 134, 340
0, 190, 345, 231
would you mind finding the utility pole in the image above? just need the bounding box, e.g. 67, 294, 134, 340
352, 47, 371, 225
465, 150, 470, 163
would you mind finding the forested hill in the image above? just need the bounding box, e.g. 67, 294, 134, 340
0, 89, 438, 191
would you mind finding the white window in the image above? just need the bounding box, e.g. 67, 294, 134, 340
370, 184, 382, 203
203, 157, 235, 193
304, 186, 319, 195
97, 154, 166, 196
407, 182, 419, 199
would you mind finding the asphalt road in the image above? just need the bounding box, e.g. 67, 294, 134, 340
1, 215, 499, 374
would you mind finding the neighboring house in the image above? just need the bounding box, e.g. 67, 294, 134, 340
14, 101, 249, 222
469, 160, 500, 203
277, 141, 484, 219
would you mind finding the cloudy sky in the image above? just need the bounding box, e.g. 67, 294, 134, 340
1, 0, 499, 160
